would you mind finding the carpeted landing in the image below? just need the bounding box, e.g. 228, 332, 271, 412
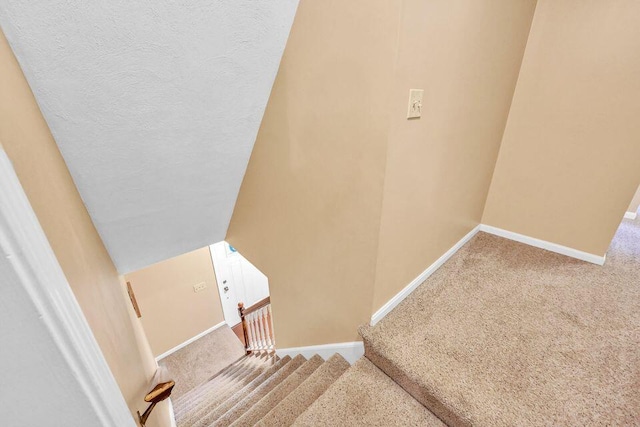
362, 219, 640, 426
173, 218, 639, 426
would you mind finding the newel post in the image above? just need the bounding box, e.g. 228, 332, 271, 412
238, 302, 250, 354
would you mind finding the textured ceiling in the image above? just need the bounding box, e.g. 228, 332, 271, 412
0, 0, 299, 273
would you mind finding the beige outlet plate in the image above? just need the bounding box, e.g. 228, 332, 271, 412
193, 282, 207, 293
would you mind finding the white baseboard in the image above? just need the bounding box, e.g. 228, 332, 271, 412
624, 211, 637, 220
276, 341, 364, 365
479, 224, 606, 266
371, 225, 481, 326
156, 321, 226, 362
370, 222, 608, 327
168, 398, 177, 427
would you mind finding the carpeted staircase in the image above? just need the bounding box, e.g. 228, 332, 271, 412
174, 221, 639, 426
173, 350, 444, 426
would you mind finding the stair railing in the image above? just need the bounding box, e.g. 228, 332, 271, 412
138, 380, 175, 427
238, 297, 275, 353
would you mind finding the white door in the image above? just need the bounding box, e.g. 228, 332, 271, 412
210, 241, 270, 327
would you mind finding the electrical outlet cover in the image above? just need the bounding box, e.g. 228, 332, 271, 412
407, 89, 424, 119
193, 282, 207, 293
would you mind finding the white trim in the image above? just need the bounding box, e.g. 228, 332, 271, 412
624, 211, 637, 220
479, 224, 606, 266
276, 341, 364, 365
371, 225, 481, 326
371, 222, 608, 327
168, 398, 177, 427
0, 150, 135, 426
156, 321, 227, 361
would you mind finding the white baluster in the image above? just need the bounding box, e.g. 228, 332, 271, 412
263, 307, 272, 348
253, 313, 260, 350
254, 310, 262, 350
248, 312, 257, 350
267, 305, 275, 348
254, 312, 261, 350
258, 308, 267, 350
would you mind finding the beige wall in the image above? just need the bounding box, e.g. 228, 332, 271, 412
0, 30, 170, 427
372, 0, 537, 311
483, 0, 640, 256
227, 0, 538, 346
125, 247, 225, 357
629, 185, 640, 214
227, 0, 400, 347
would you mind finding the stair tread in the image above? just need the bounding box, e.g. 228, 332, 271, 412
292, 357, 445, 427
212, 354, 308, 426
174, 354, 250, 407
201, 359, 272, 412
176, 354, 272, 419
179, 353, 264, 399
257, 353, 350, 427
177, 355, 274, 421
163, 325, 247, 399
230, 355, 324, 427
257, 354, 350, 427
186, 355, 293, 427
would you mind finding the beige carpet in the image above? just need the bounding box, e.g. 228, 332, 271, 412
175, 353, 276, 422
211, 354, 308, 426
160, 324, 245, 398
172, 351, 442, 426
257, 353, 351, 426
178, 354, 284, 427
233, 355, 324, 426
293, 357, 445, 426
361, 218, 640, 426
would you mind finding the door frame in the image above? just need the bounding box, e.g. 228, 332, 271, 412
209, 241, 271, 329
209, 241, 242, 327
0, 149, 134, 426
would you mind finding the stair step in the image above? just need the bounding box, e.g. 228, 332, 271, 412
212, 354, 308, 427
175, 356, 251, 415
174, 354, 249, 407
200, 359, 273, 413
257, 353, 350, 426
185, 355, 293, 427
176, 354, 271, 420
292, 357, 445, 426
179, 353, 265, 400
230, 355, 324, 427
177, 354, 274, 421
162, 325, 247, 399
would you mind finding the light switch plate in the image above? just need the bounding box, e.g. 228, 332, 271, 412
193, 282, 207, 293
407, 89, 424, 119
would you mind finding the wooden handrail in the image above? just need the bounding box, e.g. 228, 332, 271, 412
137, 380, 175, 427
241, 296, 271, 316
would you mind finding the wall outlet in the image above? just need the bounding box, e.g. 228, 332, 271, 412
407, 89, 424, 119
193, 282, 207, 293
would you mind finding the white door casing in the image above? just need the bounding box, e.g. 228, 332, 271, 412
210, 242, 241, 326
210, 241, 270, 327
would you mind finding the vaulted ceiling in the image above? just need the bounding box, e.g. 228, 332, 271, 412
0, 0, 299, 272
